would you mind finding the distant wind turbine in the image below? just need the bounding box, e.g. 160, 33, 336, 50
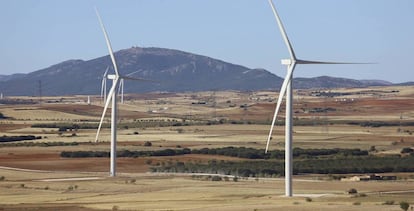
100, 66, 110, 103
117, 70, 141, 104
94, 7, 153, 177
265, 0, 372, 197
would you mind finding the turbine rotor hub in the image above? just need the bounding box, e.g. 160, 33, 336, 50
107, 74, 117, 80
281, 59, 294, 65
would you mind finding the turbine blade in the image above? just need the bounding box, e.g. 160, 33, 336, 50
104, 66, 109, 76
101, 66, 110, 98
118, 79, 124, 95
268, 0, 296, 60
95, 7, 120, 77
265, 63, 296, 153
296, 59, 375, 65
121, 75, 158, 83
126, 70, 141, 76
101, 78, 105, 97
95, 77, 119, 142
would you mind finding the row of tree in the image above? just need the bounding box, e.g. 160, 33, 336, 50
60, 147, 368, 159
1, 141, 78, 148
0, 135, 41, 143
151, 155, 414, 177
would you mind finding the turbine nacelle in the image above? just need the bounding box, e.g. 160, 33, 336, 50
107, 74, 117, 80
281, 59, 294, 65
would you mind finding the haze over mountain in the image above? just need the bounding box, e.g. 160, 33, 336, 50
0, 47, 405, 96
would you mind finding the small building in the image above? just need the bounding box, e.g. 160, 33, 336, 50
341, 174, 397, 182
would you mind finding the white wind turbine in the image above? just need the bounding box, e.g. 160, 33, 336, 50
100, 66, 110, 103
265, 0, 371, 197
94, 8, 151, 177
117, 70, 141, 104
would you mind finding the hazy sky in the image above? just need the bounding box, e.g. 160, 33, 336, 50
1, 0, 413, 83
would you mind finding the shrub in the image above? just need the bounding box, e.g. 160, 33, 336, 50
305, 197, 312, 202
353, 202, 361, 205
383, 200, 395, 205
358, 193, 367, 197
211, 176, 222, 181
0, 176, 5, 181
145, 160, 153, 165
400, 201, 410, 211
401, 148, 414, 154
348, 188, 358, 194
144, 141, 152, 147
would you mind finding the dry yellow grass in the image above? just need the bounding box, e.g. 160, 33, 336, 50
0, 168, 413, 211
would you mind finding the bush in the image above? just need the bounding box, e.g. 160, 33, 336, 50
401, 148, 414, 154
144, 141, 152, 147
383, 200, 395, 205
348, 188, 358, 194
211, 176, 222, 181
358, 193, 367, 197
0, 176, 5, 181
305, 197, 312, 202
400, 201, 410, 211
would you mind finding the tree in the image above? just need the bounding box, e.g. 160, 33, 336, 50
399, 201, 409, 211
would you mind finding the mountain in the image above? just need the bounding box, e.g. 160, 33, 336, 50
0, 47, 399, 96
0, 73, 26, 82
0, 47, 283, 96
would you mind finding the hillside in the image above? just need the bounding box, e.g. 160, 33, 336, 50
0, 47, 401, 96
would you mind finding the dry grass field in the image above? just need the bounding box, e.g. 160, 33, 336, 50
0, 86, 414, 210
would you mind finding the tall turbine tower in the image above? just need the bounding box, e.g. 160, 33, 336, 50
265, 0, 369, 197
118, 78, 124, 104
94, 8, 152, 177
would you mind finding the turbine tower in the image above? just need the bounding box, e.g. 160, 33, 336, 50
265, 0, 369, 197
94, 8, 152, 177
118, 78, 124, 104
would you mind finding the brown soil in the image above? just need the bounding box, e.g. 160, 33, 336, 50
0, 151, 243, 173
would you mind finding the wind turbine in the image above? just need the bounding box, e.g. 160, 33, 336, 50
94, 8, 152, 177
100, 66, 110, 103
265, 0, 370, 197
117, 70, 143, 104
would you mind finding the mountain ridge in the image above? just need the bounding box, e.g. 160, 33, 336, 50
0, 47, 408, 96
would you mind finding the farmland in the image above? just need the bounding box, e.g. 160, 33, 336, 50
0, 86, 414, 210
